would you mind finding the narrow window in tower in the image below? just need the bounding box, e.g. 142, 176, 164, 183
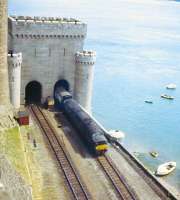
64, 48, 66, 56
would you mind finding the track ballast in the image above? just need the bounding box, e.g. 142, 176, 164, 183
29, 105, 91, 200
97, 154, 139, 200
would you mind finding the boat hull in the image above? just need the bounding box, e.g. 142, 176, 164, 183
155, 162, 176, 176
161, 94, 174, 100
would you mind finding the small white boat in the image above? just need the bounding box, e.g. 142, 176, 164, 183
155, 161, 176, 176
166, 83, 176, 90
107, 130, 125, 142
161, 94, 174, 100
149, 151, 158, 158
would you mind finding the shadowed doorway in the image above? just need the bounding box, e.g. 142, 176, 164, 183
25, 81, 42, 104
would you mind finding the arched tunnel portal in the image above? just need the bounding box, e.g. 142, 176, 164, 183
25, 81, 42, 104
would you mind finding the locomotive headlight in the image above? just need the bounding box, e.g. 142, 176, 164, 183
95, 144, 108, 151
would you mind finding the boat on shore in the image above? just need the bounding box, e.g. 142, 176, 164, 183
155, 161, 176, 176
166, 83, 176, 90
161, 94, 174, 100
106, 129, 125, 142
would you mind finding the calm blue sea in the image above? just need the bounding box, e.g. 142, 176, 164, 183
9, 0, 180, 192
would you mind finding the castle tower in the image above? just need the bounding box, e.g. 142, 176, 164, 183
0, 0, 10, 106
74, 51, 96, 112
8, 16, 87, 104
8, 52, 22, 109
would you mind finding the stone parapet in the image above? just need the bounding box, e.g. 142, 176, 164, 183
8, 16, 87, 39
10, 15, 82, 24
75, 50, 96, 65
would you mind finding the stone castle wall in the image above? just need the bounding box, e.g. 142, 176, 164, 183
8, 16, 87, 104
0, 0, 10, 106
8, 16, 96, 112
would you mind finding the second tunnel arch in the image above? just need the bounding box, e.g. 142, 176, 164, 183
54, 79, 70, 92
54, 79, 70, 106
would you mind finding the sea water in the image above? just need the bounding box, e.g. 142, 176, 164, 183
9, 0, 180, 192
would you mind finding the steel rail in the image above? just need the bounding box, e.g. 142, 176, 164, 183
29, 105, 91, 200
97, 154, 139, 200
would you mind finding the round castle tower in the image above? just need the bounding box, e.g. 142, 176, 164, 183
8, 53, 22, 109
0, 0, 10, 107
74, 50, 96, 112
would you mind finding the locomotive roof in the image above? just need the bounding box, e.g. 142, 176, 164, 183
64, 99, 107, 143
92, 133, 107, 143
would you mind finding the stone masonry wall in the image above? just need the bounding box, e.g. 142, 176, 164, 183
0, 106, 17, 132
0, 0, 10, 106
8, 16, 87, 104
0, 155, 32, 200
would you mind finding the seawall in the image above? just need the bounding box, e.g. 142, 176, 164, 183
81, 105, 178, 199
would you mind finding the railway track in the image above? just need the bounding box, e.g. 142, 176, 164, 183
97, 154, 139, 200
29, 105, 91, 200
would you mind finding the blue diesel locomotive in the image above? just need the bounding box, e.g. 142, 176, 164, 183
55, 87, 108, 155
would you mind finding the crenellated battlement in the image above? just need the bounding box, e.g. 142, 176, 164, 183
8, 52, 22, 68
10, 16, 82, 24
8, 16, 87, 39
75, 50, 96, 65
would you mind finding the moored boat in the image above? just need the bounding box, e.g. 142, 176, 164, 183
106, 129, 125, 142
150, 151, 158, 158
161, 94, 174, 100
145, 100, 153, 104
166, 83, 176, 90
155, 161, 176, 176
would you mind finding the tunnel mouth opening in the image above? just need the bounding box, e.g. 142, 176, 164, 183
25, 81, 42, 105
54, 79, 70, 92
54, 79, 70, 107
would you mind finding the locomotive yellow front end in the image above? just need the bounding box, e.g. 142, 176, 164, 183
95, 143, 108, 154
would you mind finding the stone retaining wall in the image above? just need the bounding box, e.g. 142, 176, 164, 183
0, 107, 17, 132
0, 155, 32, 200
